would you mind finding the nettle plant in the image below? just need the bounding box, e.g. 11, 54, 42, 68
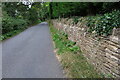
86, 10, 120, 36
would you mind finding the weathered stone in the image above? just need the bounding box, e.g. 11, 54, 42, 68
110, 36, 119, 44
105, 48, 120, 59
107, 44, 119, 53
52, 19, 120, 78
106, 40, 120, 48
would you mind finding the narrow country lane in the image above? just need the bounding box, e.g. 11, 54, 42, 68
2, 22, 64, 78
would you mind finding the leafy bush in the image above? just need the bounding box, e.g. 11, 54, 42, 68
1, 15, 28, 41
2, 16, 27, 34
86, 10, 120, 36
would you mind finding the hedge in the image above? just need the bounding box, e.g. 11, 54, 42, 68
2, 16, 27, 34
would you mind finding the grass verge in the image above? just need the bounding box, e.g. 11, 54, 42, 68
49, 22, 103, 78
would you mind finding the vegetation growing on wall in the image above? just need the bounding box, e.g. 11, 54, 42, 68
86, 10, 120, 36
69, 10, 120, 36
1, 2, 119, 78
49, 22, 104, 78
49, 2, 120, 37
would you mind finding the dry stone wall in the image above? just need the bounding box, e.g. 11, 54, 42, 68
52, 18, 120, 78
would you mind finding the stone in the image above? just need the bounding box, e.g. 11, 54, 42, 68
52, 19, 120, 77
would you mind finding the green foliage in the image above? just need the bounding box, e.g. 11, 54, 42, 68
2, 16, 27, 34
1, 14, 27, 41
0, 30, 23, 41
2, 2, 120, 40
1, 2, 48, 40
2, 2, 45, 24
51, 2, 87, 18
50, 23, 80, 54
50, 2, 120, 18
86, 10, 120, 36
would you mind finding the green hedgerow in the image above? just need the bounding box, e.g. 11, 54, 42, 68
2, 16, 27, 34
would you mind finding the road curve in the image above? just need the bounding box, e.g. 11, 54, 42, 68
2, 22, 64, 78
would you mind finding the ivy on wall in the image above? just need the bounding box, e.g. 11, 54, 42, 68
86, 10, 120, 36
71, 10, 120, 37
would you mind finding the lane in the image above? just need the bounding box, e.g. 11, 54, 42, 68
2, 22, 64, 78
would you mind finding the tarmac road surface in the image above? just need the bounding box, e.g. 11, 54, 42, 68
2, 22, 64, 78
